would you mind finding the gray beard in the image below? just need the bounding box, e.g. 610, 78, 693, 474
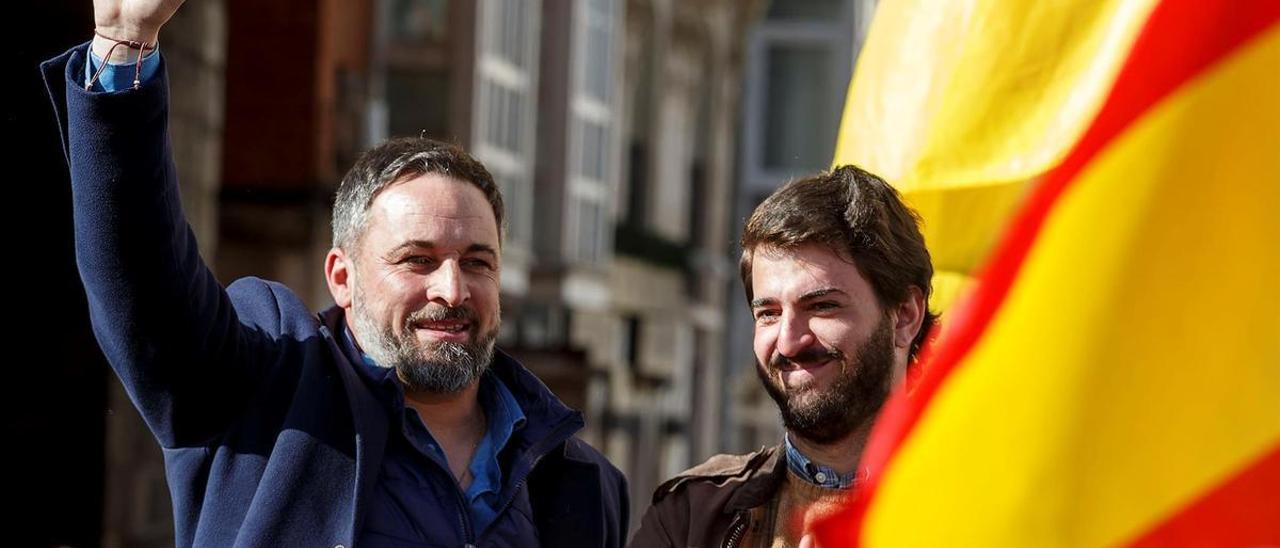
756, 313, 896, 445
350, 290, 498, 394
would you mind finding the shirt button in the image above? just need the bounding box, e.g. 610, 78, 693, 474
814, 472, 828, 483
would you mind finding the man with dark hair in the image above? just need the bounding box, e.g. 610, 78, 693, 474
42, 1, 628, 546
631, 165, 936, 547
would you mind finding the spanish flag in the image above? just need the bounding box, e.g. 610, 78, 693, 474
822, 0, 1280, 545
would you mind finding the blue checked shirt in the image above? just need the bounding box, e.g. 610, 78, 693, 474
784, 433, 860, 490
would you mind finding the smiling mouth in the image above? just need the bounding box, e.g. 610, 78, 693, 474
775, 358, 833, 372
412, 320, 471, 333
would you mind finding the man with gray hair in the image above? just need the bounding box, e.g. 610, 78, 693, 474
43, 0, 627, 546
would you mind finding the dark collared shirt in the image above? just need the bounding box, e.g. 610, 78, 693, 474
345, 328, 525, 544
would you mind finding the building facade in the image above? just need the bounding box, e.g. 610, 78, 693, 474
38, 0, 877, 544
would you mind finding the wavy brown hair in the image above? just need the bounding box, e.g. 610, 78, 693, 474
740, 165, 938, 360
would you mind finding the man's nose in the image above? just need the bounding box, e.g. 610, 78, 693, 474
426, 259, 469, 307
775, 312, 817, 359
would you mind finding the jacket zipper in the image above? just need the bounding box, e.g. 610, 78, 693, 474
474, 417, 581, 545
491, 418, 580, 519
722, 510, 749, 548
455, 487, 475, 546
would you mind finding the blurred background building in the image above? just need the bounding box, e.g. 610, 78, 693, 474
17, 0, 875, 544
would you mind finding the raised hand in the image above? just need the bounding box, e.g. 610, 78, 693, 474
92, 0, 185, 61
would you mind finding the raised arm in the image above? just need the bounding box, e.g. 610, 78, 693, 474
49, 0, 289, 448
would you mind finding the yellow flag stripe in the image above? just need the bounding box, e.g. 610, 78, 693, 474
834, 0, 1160, 311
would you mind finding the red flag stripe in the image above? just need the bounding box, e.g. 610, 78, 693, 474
1127, 442, 1280, 546
836, 0, 1280, 542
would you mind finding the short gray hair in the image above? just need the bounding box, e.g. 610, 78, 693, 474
332, 137, 504, 251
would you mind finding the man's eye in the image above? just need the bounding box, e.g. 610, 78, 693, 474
403, 256, 434, 265
462, 258, 493, 270
755, 310, 779, 321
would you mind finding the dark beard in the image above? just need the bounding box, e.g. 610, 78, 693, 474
756, 314, 896, 444
352, 296, 499, 394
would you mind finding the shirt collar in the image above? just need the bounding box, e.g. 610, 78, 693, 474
465, 374, 527, 499
783, 433, 859, 490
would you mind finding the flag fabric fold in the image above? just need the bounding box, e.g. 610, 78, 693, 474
825, 0, 1280, 545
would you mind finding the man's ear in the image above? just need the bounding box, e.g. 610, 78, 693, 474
892, 286, 926, 351
325, 247, 354, 309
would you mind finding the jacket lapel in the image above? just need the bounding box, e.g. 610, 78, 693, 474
318, 308, 388, 541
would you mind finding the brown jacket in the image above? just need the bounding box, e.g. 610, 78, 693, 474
629, 445, 786, 548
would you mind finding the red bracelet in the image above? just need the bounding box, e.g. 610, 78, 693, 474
86, 30, 158, 91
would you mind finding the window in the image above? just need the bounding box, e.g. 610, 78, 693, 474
484, 0, 531, 68
481, 80, 526, 153
741, 0, 855, 187
762, 44, 837, 170
571, 195, 608, 264
566, 0, 618, 265
474, 0, 540, 248
577, 119, 610, 181
767, 0, 845, 20
376, 0, 454, 142
495, 170, 531, 245
580, 0, 615, 101
386, 68, 450, 139
390, 0, 450, 45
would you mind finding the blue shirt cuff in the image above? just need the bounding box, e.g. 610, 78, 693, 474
84, 43, 161, 92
